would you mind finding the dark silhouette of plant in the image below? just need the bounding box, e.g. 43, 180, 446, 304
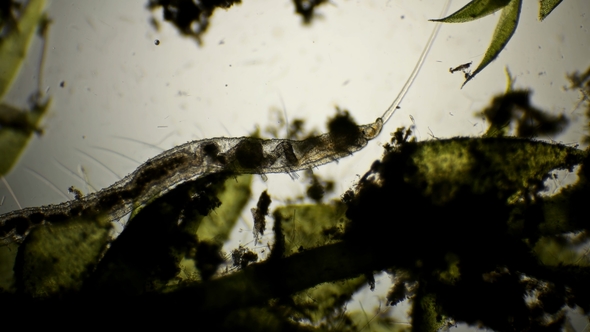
0, 1, 587, 331
2, 88, 588, 330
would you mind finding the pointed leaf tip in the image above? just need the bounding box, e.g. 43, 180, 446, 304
430, 0, 511, 23
539, 0, 563, 21
462, 0, 522, 88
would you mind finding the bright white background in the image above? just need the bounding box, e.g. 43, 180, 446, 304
1, 0, 589, 330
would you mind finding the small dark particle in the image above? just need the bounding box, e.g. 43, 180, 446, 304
59, 81, 65, 88
154, 39, 160, 45
449, 61, 472, 74
306, 181, 324, 202
401, 15, 405, 19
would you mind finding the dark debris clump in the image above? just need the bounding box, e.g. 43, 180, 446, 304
147, 0, 242, 44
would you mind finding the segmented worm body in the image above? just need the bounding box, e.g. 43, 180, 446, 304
0, 120, 382, 245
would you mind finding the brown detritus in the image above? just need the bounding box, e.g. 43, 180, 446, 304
147, 0, 242, 45
68, 186, 83, 200
232, 245, 258, 269
251, 190, 271, 244
477, 90, 568, 138
305, 170, 334, 203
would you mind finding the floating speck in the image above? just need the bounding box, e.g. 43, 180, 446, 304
154, 39, 160, 45
60, 81, 65, 88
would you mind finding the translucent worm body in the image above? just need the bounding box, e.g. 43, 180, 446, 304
0, 120, 382, 245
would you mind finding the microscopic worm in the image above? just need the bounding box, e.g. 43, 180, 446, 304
0, 5, 447, 246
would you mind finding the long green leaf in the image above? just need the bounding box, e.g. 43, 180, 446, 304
430, 0, 511, 23
0, 0, 46, 99
462, 0, 522, 87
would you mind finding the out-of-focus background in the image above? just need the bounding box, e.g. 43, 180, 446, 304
1, 0, 589, 330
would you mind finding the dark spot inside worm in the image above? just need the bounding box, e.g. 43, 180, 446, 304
203, 142, 224, 164
328, 108, 362, 153
234, 138, 264, 169
279, 141, 298, 166
217, 155, 227, 164
203, 142, 220, 158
